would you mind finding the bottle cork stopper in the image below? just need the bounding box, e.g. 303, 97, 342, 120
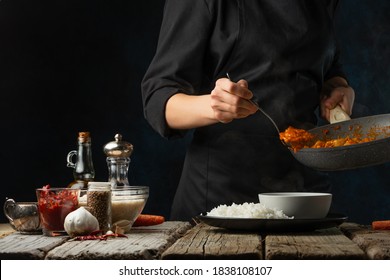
78, 132, 91, 143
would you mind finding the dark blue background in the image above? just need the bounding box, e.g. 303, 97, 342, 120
1, 0, 389, 224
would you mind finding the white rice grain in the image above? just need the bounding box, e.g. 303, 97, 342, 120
207, 202, 293, 219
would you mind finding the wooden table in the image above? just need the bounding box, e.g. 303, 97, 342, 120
1, 222, 389, 260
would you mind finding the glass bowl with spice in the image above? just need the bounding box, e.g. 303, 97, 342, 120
111, 186, 149, 233
36, 186, 80, 236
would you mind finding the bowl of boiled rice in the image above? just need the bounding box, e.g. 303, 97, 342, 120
258, 192, 332, 219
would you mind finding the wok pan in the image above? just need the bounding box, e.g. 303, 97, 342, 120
291, 113, 390, 171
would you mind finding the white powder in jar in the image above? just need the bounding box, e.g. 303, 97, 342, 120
207, 202, 293, 219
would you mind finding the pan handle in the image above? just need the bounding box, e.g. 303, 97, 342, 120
330, 105, 351, 124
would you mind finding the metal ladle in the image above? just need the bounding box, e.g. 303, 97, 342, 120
226, 73, 283, 136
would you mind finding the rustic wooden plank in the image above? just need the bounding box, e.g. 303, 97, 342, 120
0, 224, 15, 238
0, 233, 68, 259
265, 227, 366, 259
45, 221, 191, 260
340, 222, 390, 260
162, 223, 262, 259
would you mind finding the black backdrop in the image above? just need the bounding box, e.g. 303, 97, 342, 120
1, 0, 389, 224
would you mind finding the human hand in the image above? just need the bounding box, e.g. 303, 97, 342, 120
210, 77, 257, 123
320, 77, 355, 122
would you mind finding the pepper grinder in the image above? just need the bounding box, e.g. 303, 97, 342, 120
103, 134, 134, 189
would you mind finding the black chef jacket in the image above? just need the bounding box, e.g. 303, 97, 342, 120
142, 0, 345, 221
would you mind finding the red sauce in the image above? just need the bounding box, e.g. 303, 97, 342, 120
279, 126, 315, 152
37, 187, 79, 231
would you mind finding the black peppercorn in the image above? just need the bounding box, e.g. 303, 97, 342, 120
87, 182, 112, 233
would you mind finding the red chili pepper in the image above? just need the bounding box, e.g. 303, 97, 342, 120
372, 220, 390, 230
133, 214, 165, 227
70, 232, 128, 241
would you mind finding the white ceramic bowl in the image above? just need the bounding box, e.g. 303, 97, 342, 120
258, 192, 332, 219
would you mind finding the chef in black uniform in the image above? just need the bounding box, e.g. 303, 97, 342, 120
142, 0, 355, 221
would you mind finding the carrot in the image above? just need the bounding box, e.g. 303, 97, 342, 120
372, 220, 390, 230
133, 214, 165, 227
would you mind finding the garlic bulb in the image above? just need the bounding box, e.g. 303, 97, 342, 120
64, 207, 99, 237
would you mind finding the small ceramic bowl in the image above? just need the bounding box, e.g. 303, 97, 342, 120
258, 192, 332, 219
